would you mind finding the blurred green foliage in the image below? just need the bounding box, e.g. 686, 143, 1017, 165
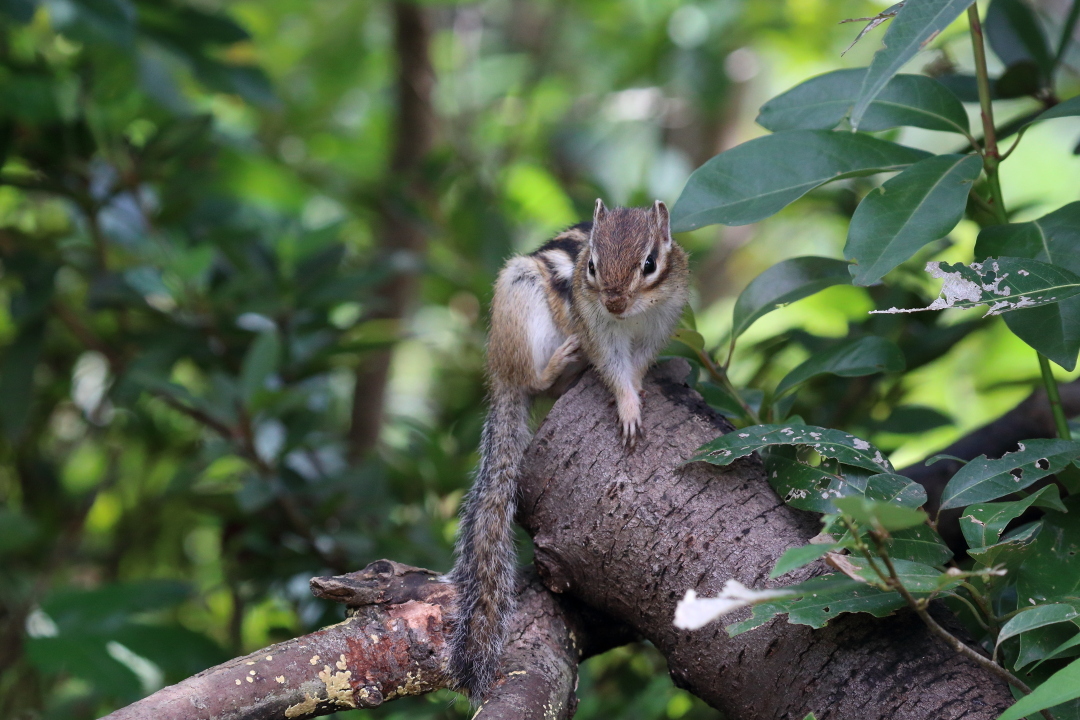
0, 0, 1078, 718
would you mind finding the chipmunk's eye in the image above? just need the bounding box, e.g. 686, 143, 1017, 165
643, 254, 656, 275
588, 259, 596, 276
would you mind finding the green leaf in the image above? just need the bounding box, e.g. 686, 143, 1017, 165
998, 657, 1080, 720
1030, 628, 1080, 671
731, 257, 852, 340
41, 581, 192, 635
770, 543, 837, 579
775, 336, 905, 397
844, 556, 963, 592
876, 257, 1080, 318
670, 131, 930, 231
1016, 501, 1080, 608
940, 439, 1080, 510
693, 425, 894, 474
239, 330, 281, 403
874, 406, 954, 434
998, 604, 1080, 648
861, 473, 928, 508
959, 485, 1066, 548
833, 496, 928, 532
25, 636, 142, 699
885, 525, 954, 565
758, 69, 970, 135
762, 448, 865, 513
850, 0, 976, 130
986, 0, 1054, 79
727, 573, 907, 635
1025, 94, 1080, 125
969, 521, 1042, 568
845, 154, 982, 286
976, 202, 1080, 370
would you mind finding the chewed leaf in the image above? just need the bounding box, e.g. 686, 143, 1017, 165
692, 424, 894, 474
939, 438, 1080, 510
871, 258, 1080, 317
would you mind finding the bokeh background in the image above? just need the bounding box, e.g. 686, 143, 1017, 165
1, 0, 1078, 718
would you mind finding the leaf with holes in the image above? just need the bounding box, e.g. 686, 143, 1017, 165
884, 525, 953, 565
670, 131, 930, 231
872, 258, 1080, 319
694, 425, 894, 474
968, 521, 1042, 569
959, 485, 1066, 548
843, 556, 964, 592
850, 0, 976, 130
939, 439, 1080, 510
976, 202, 1080, 370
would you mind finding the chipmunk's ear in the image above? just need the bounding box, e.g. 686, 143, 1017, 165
593, 198, 607, 224
654, 200, 671, 244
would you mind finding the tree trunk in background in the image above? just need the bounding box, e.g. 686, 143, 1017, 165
348, 1, 436, 463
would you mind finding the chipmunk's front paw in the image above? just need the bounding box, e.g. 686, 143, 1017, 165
620, 416, 642, 448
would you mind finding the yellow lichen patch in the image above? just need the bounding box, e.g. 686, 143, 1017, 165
266, 655, 273, 661
235, 680, 241, 686
275, 676, 286, 684
285, 693, 319, 719
249, 670, 256, 675
309, 654, 320, 666
507, 670, 526, 677
246, 661, 256, 665
318, 665, 356, 709
383, 670, 427, 701
369, 634, 380, 643
246, 677, 253, 683
336, 654, 347, 671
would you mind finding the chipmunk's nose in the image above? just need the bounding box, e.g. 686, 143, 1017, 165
603, 294, 628, 316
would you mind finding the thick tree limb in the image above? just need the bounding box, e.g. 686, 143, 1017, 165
99, 562, 631, 720
517, 360, 1015, 720
103, 360, 1023, 719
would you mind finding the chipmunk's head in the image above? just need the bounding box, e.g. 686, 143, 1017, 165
583, 199, 676, 318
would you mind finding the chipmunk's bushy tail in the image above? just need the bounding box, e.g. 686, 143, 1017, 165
448, 389, 531, 701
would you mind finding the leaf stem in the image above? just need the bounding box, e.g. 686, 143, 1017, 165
866, 532, 1049, 715
697, 348, 762, 425
967, 4, 1009, 225
1038, 353, 1072, 440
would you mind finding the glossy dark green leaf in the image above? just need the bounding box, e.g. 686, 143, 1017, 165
968, 521, 1042, 568
998, 657, 1080, 720
670, 131, 930, 231
1016, 501, 1080, 608
940, 439, 1080, 510
986, 0, 1053, 79
25, 636, 142, 699
731, 257, 852, 340
727, 573, 907, 635
239, 330, 281, 403
694, 424, 894, 474
850, 0, 977, 130
833, 496, 928, 532
877, 257, 1080, 318
843, 556, 963, 591
860, 473, 929, 508
885, 525, 953, 565
846, 154, 982, 286
976, 202, 1080, 369
959, 485, 1066, 548
998, 604, 1080, 648
762, 448, 865, 513
775, 336, 905, 396
770, 543, 836, 579
1016, 621, 1080, 670
758, 69, 970, 135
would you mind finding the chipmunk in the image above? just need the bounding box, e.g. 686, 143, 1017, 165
448, 199, 690, 700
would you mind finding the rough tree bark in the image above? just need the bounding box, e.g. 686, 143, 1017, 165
101, 361, 1017, 720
